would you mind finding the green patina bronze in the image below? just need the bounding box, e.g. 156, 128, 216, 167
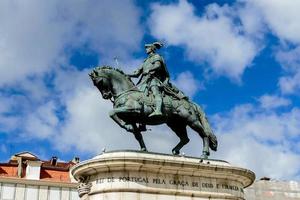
89, 42, 217, 158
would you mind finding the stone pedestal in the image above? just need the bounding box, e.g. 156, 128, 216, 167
71, 150, 255, 200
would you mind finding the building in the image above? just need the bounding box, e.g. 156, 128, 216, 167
0, 152, 79, 200
245, 178, 300, 200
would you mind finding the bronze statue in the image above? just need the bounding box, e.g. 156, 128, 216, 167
89, 42, 217, 158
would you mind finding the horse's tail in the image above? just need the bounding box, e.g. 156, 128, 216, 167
193, 103, 218, 151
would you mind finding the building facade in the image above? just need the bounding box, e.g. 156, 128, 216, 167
245, 178, 300, 200
0, 152, 79, 200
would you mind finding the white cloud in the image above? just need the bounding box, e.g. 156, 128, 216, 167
0, 115, 19, 133
23, 101, 59, 139
213, 104, 300, 180
276, 46, 300, 94
0, 0, 143, 86
0, 94, 24, 133
149, 0, 259, 81
237, 2, 265, 39
0, 95, 14, 114
0, 1, 69, 86
244, 0, 300, 44
0, 0, 144, 154
173, 71, 203, 98
149, 0, 300, 87
64, 0, 143, 60
259, 94, 291, 109
239, 0, 300, 95
56, 84, 124, 153
279, 72, 300, 95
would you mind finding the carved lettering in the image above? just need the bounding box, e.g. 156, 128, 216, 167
192, 182, 199, 187
95, 176, 243, 194
221, 184, 239, 191
118, 176, 149, 183
169, 179, 189, 187
107, 177, 114, 182
96, 178, 104, 184
153, 178, 166, 184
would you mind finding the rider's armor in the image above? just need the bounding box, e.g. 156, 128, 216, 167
131, 53, 168, 117
135, 53, 169, 92
136, 53, 188, 100
130, 42, 187, 118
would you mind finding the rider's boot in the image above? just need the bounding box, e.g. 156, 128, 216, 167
149, 86, 163, 117
149, 96, 163, 117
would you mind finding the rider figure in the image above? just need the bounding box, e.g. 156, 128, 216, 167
129, 42, 169, 117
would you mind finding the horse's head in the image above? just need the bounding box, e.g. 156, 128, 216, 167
89, 66, 135, 100
89, 67, 113, 100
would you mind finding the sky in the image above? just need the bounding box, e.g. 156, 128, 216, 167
0, 0, 300, 181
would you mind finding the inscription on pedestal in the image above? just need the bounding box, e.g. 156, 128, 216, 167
94, 176, 244, 193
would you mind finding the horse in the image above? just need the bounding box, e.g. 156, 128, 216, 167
89, 66, 217, 158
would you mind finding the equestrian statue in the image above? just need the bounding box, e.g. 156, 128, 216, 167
89, 42, 217, 158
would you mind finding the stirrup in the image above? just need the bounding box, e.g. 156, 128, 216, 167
149, 110, 163, 117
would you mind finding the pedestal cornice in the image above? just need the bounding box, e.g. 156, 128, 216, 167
71, 150, 255, 200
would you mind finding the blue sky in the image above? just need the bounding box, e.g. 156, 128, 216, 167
0, 0, 300, 180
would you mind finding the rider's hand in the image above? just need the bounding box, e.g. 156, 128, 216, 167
164, 78, 170, 84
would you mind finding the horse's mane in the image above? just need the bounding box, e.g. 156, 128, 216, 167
94, 65, 135, 85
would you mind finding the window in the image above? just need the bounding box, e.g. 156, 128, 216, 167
2, 184, 15, 200
48, 187, 60, 200
70, 189, 79, 200
25, 186, 38, 200
25, 162, 41, 180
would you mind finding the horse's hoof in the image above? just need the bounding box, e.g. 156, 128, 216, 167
141, 148, 147, 152
200, 153, 208, 159
172, 149, 180, 155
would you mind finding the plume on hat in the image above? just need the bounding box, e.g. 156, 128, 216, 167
153, 42, 163, 49
145, 42, 163, 50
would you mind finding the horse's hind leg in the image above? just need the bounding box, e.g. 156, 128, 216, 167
188, 120, 210, 159
167, 121, 189, 155
202, 137, 209, 158
132, 124, 147, 152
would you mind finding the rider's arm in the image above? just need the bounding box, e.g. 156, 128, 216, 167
128, 66, 143, 77
164, 76, 170, 84
148, 61, 161, 74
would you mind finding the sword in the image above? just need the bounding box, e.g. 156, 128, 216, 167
114, 57, 119, 68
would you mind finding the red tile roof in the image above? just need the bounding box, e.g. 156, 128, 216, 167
0, 152, 77, 183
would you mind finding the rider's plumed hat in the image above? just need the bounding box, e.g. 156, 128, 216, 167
145, 42, 163, 50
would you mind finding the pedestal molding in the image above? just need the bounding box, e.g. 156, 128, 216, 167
71, 151, 255, 200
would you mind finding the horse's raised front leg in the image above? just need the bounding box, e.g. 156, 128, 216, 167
109, 108, 134, 132
109, 108, 147, 152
